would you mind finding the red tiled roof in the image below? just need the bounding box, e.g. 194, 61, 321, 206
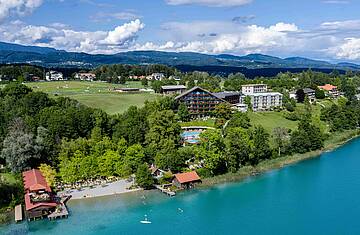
318, 84, 337, 91
24, 193, 57, 211
175, 171, 201, 184
22, 169, 51, 192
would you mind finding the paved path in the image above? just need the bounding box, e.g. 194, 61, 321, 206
59, 180, 141, 200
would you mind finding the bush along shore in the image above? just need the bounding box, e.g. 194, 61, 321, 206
201, 130, 360, 188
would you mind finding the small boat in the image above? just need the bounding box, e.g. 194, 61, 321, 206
140, 215, 152, 224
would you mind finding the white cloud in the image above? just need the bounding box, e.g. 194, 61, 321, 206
321, 20, 360, 30
0, 19, 145, 54
0, 0, 43, 22
165, 0, 252, 7
329, 38, 360, 60
135, 21, 302, 55
90, 11, 141, 22
322, 0, 349, 4
103, 19, 144, 45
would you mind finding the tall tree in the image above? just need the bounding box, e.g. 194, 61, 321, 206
135, 163, 154, 189
0, 118, 41, 173
177, 103, 190, 122
273, 127, 289, 157
225, 128, 253, 172
251, 126, 272, 165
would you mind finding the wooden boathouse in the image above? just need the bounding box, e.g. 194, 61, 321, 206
22, 169, 69, 221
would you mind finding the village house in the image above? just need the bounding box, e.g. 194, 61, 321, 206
161, 85, 187, 95
173, 171, 201, 189
74, 72, 96, 81
303, 88, 316, 103
147, 73, 165, 81
318, 84, 339, 98
149, 165, 165, 179
45, 71, 64, 81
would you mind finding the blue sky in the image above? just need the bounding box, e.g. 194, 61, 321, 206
1, 0, 360, 62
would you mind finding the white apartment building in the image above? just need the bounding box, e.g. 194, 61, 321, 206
242, 84, 268, 95
240, 84, 283, 111
240, 92, 283, 111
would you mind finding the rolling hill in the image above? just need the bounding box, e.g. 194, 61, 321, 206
0, 41, 358, 70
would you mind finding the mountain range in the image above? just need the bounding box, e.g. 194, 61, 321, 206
1, 41, 360, 70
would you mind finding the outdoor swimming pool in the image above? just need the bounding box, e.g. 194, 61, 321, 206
181, 131, 202, 144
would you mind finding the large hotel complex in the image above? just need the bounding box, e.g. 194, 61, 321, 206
175, 84, 283, 117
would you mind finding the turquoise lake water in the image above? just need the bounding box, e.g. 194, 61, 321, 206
2, 138, 360, 235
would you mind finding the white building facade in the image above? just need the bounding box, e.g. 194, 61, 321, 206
240, 84, 283, 111
45, 71, 64, 81
242, 84, 268, 95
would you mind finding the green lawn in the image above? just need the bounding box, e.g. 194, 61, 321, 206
180, 118, 216, 128
248, 111, 298, 133
25, 81, 158, 115
68, 92, 158, 115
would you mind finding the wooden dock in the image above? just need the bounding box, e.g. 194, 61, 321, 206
155, 185, 176, 197
48, 203, 68, 220
14, 204, 23, 222
48, 195, 71, 221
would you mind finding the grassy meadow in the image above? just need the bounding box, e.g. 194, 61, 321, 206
25, 81, 159, 115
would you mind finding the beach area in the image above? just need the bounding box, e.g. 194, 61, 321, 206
58, 179, 142, 200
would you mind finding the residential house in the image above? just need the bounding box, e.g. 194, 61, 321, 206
303, 88, 316, 103
75, 72, 96, 81
318, 84, 339, 98
149, 165, 165, 179
147, 73, 165, 81
289, 91, 297, 100
45, 71, 64, 81
173, 171, 201, 189
161, 85, 187, 95
175, 86, 226, 118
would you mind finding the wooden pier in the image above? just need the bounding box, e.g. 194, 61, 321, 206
155, 185, 176, 197
14, 204, 23, 222
48, 195, 71, 221
48, 203, 68, 220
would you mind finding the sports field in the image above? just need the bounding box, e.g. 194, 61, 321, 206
25, 81, 159, 114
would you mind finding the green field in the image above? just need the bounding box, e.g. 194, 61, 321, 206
180, 118, 216, 128
25, 81, 158, 115
248, 111, 298, 133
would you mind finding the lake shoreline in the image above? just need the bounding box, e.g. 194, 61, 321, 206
1, 130, 358, 226
199, 129, 360, 188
